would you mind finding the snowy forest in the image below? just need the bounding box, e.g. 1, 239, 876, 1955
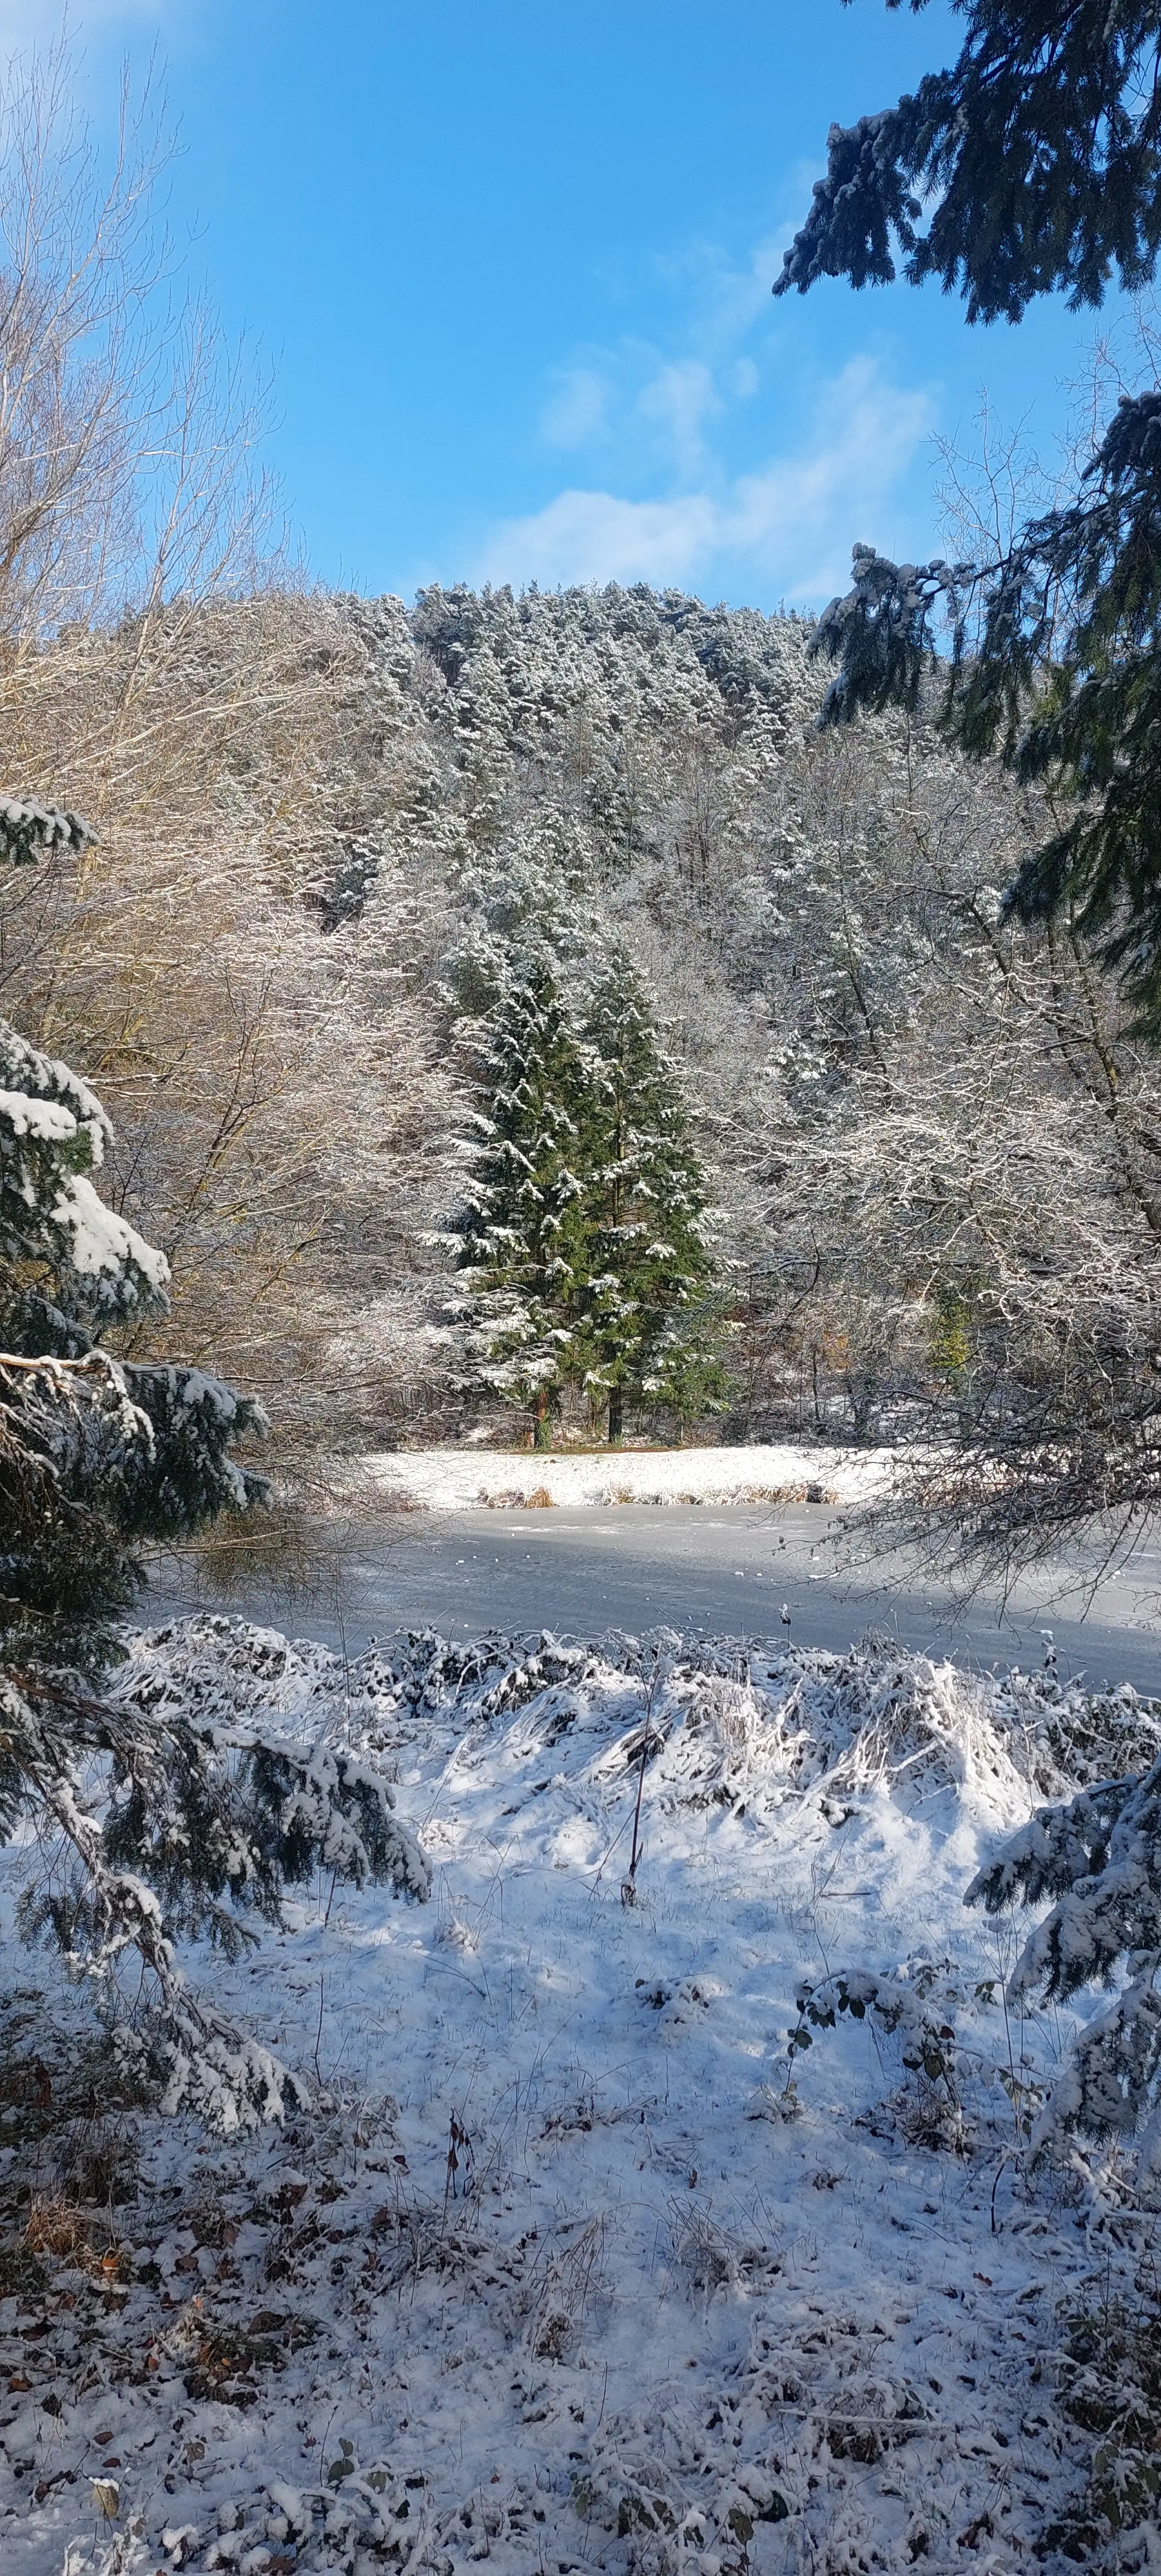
12, 21, 1161, 2576
7, 569, 1157, 1497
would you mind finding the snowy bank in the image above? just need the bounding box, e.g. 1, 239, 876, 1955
5, 1616, 1160, 2576
362, 1439, 899, 1513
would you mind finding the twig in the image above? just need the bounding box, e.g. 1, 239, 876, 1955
313, 1974, 325, 2087
623, 1654, 666, 1904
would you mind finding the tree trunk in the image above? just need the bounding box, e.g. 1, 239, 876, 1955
533, 1389, 552, 1451
607, 1385, 623, 1446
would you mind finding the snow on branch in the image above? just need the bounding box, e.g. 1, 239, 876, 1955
0, 796, 90, 867
1, 1020, 170, 1330
968, 1755, 1161, 2160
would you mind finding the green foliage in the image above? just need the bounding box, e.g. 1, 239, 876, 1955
16, 1702, 430, 1968
580, 947, 731, 1438
447, 938, 730, 1443
929, 1284, 974, 1379
448, 947, 596, 1442
776, 3, 1161, 326
0, 799, 89, 869
810, 546, 967, 729
0, 1021, 166, 1349
1041, 2276, 1161, 2557
0, 809, 270, 1671
787, 1965, 960, 2095
967, 1760, 1161, 2161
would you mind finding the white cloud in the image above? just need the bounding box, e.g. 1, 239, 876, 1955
652, 223, 799, 357
535, 230, 794, 484
475, 358, 935, 605
0, 0, 170, 43
476, 487, 720, 592
505, 179, 940, 607
540, 364, 612, 451
637, 357, 721, 477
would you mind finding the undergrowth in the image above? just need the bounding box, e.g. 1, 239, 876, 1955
1038, 2248, 1161, 2568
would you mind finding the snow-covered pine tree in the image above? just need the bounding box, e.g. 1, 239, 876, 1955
1, 799, 430, 2130
580, 947, 730, 1443
968, 1763, 1161, 2169
448, 947, 594, 1448
0, 848, 268, 1669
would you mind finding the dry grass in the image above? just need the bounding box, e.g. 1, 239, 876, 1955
23, 2192, 126, 2282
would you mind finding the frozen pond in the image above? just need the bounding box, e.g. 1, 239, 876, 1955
157, 1498, 1161, 1695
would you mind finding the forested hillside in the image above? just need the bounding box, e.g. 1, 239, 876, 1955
3, 573, 1158, 1481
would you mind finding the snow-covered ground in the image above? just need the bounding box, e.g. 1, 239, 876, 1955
362, 1444, 898, 1513
3, 1616, 1158, 2576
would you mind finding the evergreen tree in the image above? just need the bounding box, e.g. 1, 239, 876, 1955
812, 401, 1161, 1034
448, 947, 595, 1448
780, 3, 1161, 1031
580, 948, 731, 1443
1, 801, 430, 2130
0, 850, 269, 1671
775, 4, 1161, 327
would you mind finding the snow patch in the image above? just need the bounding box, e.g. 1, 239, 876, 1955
362, 1440, 898, 1511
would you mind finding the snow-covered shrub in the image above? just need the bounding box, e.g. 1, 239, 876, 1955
1039, 2268, 1161, 2563
571, 2408, 789, 2576
93, 1604, 1161, 2150
0, 798, 269, 1674
968, 1754, 1161, 2168
786, 1959, 968, 2149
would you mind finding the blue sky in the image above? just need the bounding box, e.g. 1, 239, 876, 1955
0, 0, 1129, 611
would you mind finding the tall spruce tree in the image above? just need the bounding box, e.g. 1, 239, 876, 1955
1, 802, 430, 2130
448, 948, 595, 1448
581, 948, 730, 1444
